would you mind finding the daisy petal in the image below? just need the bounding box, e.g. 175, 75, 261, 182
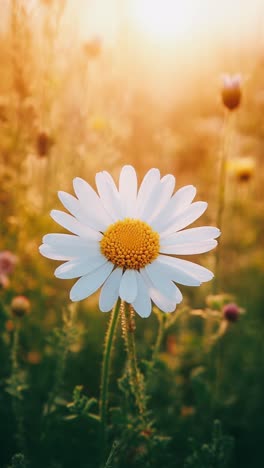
160, 239, 218, 255
119, 165, 138, 217
40, 235, 98, 259
161, 227, 220, 245
146, 174, 176, 224
157, 255, 213, 285
159, 201, 208, 236
50, 210, 101, 239
70, 262, 114, 302
119, 269, 138, 303
73, 177, 111, 230
43, 233, 96, 249
58, 191, 93, 227
55, 254, 107, 279
140, 268, 179, 313
145, 262, 182, 303
39, 244, 75, 261
136, 168, 160, 219
132, 271, 152, 318
99, 268, 123, 312
152, 185, 196, 231
96, 171, 123, 221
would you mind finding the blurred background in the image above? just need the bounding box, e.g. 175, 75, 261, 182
0, 1, 264, 467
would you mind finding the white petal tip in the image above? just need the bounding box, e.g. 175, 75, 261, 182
70, 293, 80, 302
133, 309, 152, 318
57, 191, 65, 202
99, 307, 112, 313
54, 271, 62, 279
163, 306, 177, 314
201, 272, 214, 283
42, 234, 51, 244
72, 177, 83, 188
123, 164, 134, 170
50, 209, 59, 222
208, 272, 214, 280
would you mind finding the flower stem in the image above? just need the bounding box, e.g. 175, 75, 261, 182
152, 314, 166, 363
44, 308, 74, 419
121, 303, 147, 417
11, 324, 26, 453
213, 112, 234, 293
99, 300, 120, 451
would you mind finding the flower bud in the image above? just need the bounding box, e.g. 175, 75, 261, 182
221, 74, 242, 111
36, 131, 52, 157
223, 303, 240, 322
11, 296, 31, 318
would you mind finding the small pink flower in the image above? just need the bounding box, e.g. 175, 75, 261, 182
0, 251, 17, 287
0, 251, 17, 275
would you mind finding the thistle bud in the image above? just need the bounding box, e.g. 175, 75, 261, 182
223, 303, 240, 322
36, 131, 53, 157
11, 296, 31, 318
221, 74, 242, 111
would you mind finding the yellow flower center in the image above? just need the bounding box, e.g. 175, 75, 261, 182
100, 218, 160, 270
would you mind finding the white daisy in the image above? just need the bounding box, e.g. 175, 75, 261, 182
39, 166, 220, 318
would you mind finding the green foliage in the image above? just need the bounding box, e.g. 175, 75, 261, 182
184, 421, 234, 468
7, 453, 28, 468
66, 385, 100, 423
43, 307, 79, 417
5, 370, 28, 400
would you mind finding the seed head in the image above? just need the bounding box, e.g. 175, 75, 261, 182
11, 296, 31, 318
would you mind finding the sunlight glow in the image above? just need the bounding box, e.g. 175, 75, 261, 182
129, 0, 199, 42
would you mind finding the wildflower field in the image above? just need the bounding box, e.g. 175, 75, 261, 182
1, 1, 264, 467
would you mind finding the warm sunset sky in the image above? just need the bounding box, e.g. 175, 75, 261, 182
1, 0, 264, 47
